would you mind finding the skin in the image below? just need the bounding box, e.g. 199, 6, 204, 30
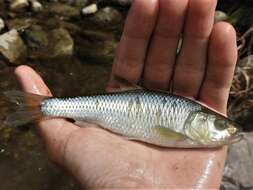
14, 0, 237, 188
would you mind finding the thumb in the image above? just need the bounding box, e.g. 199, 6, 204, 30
14, 65, 80, 165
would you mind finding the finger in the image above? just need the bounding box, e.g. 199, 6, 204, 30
14, 65, 79, 165
108, 0, 159, 89
199, 22, 237, 113
173, 0, 217, 98
143, 0, 188, 90
15, 65, 52, 96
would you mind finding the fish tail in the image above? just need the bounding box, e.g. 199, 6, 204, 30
3, 90, 49, 127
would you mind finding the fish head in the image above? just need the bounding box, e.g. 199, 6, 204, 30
184, 110, 242, 147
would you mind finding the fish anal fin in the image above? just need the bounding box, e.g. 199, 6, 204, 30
154, 126, 186, 141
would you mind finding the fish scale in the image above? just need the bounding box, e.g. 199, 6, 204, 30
41, 90, 202, 146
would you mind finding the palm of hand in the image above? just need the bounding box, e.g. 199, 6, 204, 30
15, 0, 237, 189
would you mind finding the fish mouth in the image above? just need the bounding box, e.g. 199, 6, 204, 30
229, 133, 244, 144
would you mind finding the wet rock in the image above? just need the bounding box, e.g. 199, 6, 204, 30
48, 3, 80, 18
223, 132, 253, 188
81, 3, 98, 15
59, 20, 82, 35
30, 0, 43, 12
10, 0, 29, 12
0, 18, 5, 32
6, 18, 35, 31
0, 29, 27, 64
50, 28, 74, 57
23, 25, 48, 48
215, 11, 228, 23
25, 27, 74, 59
91, 7, 122, 25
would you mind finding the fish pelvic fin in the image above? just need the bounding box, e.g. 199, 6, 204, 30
154, 126, 186, 141
3, 90, 49, 127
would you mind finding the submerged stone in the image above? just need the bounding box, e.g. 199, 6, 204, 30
23, 27, 73, 59
23, 25, 49, 48
48, 3, 80, 18
76, 30, 117, 64
30, 0, 43, 12
7, 18, 35, 31
50, 28, 74, 57
91, 7, 122, 25
10, 0, 29, 12
0, 29, 27, 64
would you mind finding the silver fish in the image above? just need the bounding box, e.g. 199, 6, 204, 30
4, 89, 242, 148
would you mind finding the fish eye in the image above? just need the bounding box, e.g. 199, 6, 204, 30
227, 126, 238, 135
214, 119, 227, 130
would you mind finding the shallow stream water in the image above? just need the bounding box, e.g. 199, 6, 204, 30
0, 58, 111, 190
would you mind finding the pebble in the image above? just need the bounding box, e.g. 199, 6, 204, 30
48, 3, 80, 18
50, 28, 74, 57
10, 0, 29, 12
0, 29, 27, 64
0, 18, 5, 32
91, 7, 122, 25
81, 4, 98, 15
30, 0, 43, 12
215, 10, 228, 23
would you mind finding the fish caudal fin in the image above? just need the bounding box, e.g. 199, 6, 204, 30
3, 90, 49, 127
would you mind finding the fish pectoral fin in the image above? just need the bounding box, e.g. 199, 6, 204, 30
154, 126, 186, 141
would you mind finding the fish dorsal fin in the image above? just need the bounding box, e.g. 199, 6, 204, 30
110, 76, 183, 98
154, 126, 186, 141
111, 76, 175, 94
110, 76, 143, 92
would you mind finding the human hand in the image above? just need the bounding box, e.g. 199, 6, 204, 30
15, 0, 237, 188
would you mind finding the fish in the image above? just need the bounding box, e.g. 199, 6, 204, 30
3, 89, 242, 148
